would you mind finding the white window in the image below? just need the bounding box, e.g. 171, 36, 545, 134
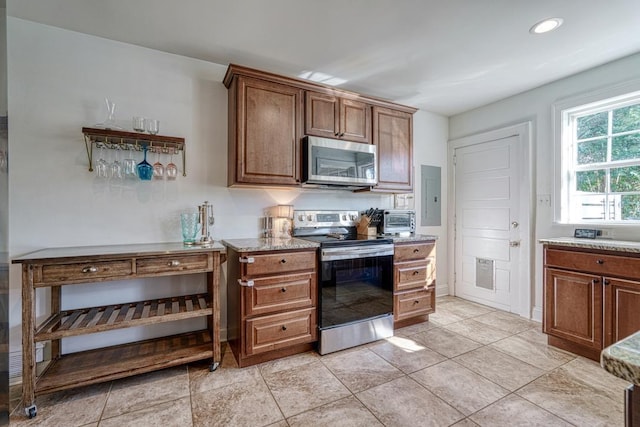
558, 90, 640, 223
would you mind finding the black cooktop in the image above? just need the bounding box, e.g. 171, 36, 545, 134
297, 234, 393, 248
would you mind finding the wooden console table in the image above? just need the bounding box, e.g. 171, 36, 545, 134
13, 242, 225, 419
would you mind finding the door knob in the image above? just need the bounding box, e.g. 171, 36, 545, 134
511, 221, 519, 229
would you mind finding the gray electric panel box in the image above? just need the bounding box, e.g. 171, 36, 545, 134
421, 165, 441, 226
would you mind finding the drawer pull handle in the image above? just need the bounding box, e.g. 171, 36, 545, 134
414, 300, 420, 305
168, 260, 181, 267
82, 266, 98, 273
413, 271, 420, 275
281, 325, 287, 331
280, 259, 287, 264
239, 257, 255, 264
237, 279, 254, 287
596, 259, 604, 264
281, 287, 287, 293
413, 249, 420, 253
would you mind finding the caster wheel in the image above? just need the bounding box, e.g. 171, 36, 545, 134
25, 405, 37, 419
209, 362, 219, 372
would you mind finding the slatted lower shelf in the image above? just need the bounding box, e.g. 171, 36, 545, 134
35, 329, 213, 395
35, 293, 211, 341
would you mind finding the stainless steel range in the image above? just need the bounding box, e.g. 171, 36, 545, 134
293, 210, 394, 354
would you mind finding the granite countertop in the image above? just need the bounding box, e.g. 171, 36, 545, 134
221, 237, 320, 252
390, 234, 438, 243
539, 237, 640, 253
601, 331, 640, 384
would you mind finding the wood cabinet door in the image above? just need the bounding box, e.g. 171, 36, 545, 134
372, 106, 413, 192
543, 268, 603, 350
604, 277, 640, 346
339, 98, 371, 143
234, 76, 302, 186
305, 91, 339, 138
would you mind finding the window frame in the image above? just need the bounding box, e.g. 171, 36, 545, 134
553, 80, 640, 225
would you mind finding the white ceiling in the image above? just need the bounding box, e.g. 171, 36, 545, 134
8, 0, 640, 116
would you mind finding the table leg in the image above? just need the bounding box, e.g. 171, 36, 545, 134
627, 384, 640, 427
21, 265, 36, 417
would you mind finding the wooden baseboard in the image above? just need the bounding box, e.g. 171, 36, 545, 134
547, 335, 601, 361
233, 342, 316, 368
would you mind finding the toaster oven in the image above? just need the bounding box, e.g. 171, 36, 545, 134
380, 210, 416, 235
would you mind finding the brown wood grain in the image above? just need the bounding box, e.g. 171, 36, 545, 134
243, 272, 316, 317
603, 277, 640, 346
244, 308, 317, 356
394, 242, 435, 262
372, 106, 413, 192
243, 251, 316, 276
394, 287, 435, 322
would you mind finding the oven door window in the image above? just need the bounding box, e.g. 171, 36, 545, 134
319, 254, 393, 329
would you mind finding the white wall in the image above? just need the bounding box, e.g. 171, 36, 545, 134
449, 52, 640, 320
6, 17, 449, 374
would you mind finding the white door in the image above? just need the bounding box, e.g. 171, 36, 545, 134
454, 135, 521, 312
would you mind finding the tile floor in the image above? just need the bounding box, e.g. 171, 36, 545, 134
9, 296, 631, 426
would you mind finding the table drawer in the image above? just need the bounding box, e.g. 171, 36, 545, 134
395, 242, 435, 262
37, 260, 133, 285
395, 259, 434, 291
545, 248, 640, 277
243, 272, 316, 317
136, 254, 211, 275
244, 308, 317, 356
394, 287, 435, 322
241, 251, 315, 276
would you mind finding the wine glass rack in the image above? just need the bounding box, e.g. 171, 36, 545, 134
82, 127, 187, 177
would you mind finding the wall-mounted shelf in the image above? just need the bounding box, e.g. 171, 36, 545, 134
82, 127, 187, 177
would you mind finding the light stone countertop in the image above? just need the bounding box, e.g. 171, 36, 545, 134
221, 237, 320, 252
538, 237, 640, 253
601, 331, 640, 385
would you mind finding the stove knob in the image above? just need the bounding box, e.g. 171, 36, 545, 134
307, 215, 313, 221
342, 214, 347, 221
350, 214, 357, 220
298, 214, 305, 221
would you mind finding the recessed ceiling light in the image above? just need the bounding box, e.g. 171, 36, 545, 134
529, 17, 564, 34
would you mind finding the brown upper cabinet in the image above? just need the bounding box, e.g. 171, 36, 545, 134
372, 107, 414, 192
224, 64, 417, 191
305, 91, 371, 144
225, 74, 303, 187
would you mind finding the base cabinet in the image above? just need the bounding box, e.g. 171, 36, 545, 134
543, 245, 640, 360
227, 247, 317, 367
393, 241, 436, 328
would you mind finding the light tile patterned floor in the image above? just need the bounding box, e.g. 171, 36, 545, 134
9, 297, 630, 426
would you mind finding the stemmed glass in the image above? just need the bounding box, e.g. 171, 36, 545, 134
109, 145, 123, 179
137, 147, 153, 180
153, 148, 165, 180
166, 148, 178, 180
95, 144, 108, 178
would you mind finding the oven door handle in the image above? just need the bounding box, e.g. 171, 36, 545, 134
321, 244, 394, 261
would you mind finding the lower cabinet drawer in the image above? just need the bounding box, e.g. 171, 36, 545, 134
137, 254, 211, 275
243, 272, 316, 317
37, 260, 133, 285
395, 260, 431, 291
244, 308, 317, 356
394, 288, 435, 322
242, 251, 316, 276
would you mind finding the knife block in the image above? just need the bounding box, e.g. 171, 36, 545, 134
357, 216, 377, 236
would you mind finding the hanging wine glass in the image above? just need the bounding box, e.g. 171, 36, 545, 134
153, 148, 164, 180
95, 144, 108, 179
109, 144, 123, 180
166, 148, 178, 180
137, 146, 153, 180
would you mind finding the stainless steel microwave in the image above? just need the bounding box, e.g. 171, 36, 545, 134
302, 136, 377, 188
381, 209, 416, 235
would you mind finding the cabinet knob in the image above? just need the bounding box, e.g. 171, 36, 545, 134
413, 248, 420, 253
281, 325, 287, 331
413, 271, 420, 275
281, 287, 287, 293
280, 259, 287, 264
592, 279, 600, 284
82, 266, 98, 273
596, 259, 604, 264
413, 300, 420, 305
335, 132, 340, 137
604, 279, 610, 286
167, 260, 181, 267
